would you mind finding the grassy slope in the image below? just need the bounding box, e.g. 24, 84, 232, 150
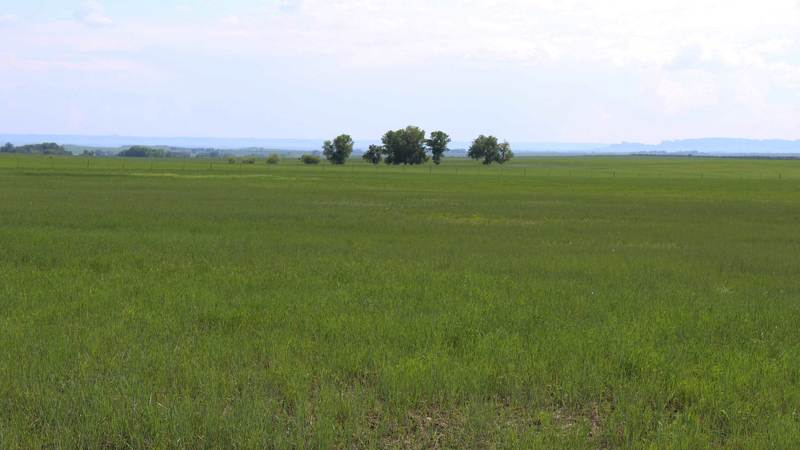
1, 156, 799, 448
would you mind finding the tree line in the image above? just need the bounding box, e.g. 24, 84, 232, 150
1, 142, 70, 155
117, 146, 191, 158
311, 126, 514, 165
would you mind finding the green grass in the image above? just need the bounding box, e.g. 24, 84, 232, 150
1, 155, 799, 448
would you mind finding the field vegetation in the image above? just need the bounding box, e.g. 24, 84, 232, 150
0, 154, 799, 448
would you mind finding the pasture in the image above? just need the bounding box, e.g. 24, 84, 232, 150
1, 155, 799, 448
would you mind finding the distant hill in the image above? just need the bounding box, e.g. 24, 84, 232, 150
605, 138, 800, 156
0, 134, 324, 151
0, 134, 607, 154
1, 134, 799, 156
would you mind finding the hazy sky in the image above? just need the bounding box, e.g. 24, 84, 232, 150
1, 0, 799, 143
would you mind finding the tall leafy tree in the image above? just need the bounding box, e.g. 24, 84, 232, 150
426, 131, 451, 165
467, 135, 498, 165
382, 126, 428, 165
322, 140, 334, 160
322, 134, 354, 165
497, 140, 514, 164
362, 144, 384, 165
467, 135, 513, 165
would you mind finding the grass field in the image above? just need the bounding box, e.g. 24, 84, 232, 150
1, 155, 799, 448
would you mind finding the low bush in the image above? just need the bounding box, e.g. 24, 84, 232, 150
300, 154, 321, 165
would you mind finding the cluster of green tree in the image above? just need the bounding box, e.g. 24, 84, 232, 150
467, 135, 514, 165
116, 146, 191, 158
320, 127, 513, 165
118, 146, 167, 158
322, 135, 354, 165
1, 142, 70, 155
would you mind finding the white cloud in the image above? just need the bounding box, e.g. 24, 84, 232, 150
0, 14, 19, 25
1, 54, 147, 74
167, 0, 798, 71
657, 69, 720, 114
219, 16, 243, 27
75, 1, 113, 27
3, 0, 800, 141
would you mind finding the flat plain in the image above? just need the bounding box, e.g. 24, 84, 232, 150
1, 155, 799, 448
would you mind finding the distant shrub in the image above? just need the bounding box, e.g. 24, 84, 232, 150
266, 154, 280, 165
227, 157, 237, 164
300, 154, 321, 165
240, 156, 257, 165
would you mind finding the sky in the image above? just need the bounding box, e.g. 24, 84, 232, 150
1, 0, 799, 144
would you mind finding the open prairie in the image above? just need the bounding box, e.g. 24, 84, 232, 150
1, 155, 799, 448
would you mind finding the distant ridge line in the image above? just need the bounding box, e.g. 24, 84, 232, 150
1, 134, 799, 155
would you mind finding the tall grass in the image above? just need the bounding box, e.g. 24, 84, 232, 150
1, 156, 799, 448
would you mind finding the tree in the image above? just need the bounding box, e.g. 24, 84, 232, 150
467, 135, 513, 165
497, 141, 514, 164
322, 134, 353, 165
266, 154, 280, 165
426, 131, 451, 165
322, 140, 334, 161
382, 126, 428, 165
362, 144, 384, 165
1, 143, 13, 153
118, 146, 166, 158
